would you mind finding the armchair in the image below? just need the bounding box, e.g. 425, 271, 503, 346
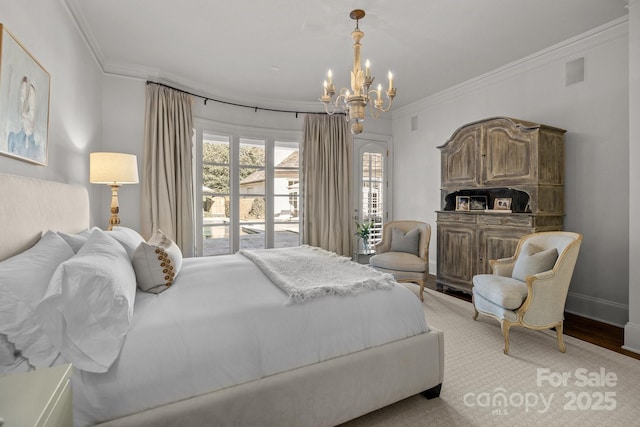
369, 221, 431, 301
472, 231, 583, 354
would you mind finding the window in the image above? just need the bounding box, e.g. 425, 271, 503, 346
361, 151, 384, 244
197, 129, 301, 256
355, 139, 390, 249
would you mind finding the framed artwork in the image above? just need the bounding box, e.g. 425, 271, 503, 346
494, 197, 512, 211
469, 195, 487, 211
455, 196, 470, 211
0, 24, 50, 165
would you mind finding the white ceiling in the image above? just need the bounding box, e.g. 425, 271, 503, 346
64, 0, 629, 111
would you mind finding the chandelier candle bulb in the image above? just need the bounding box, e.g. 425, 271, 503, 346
388, 71, 393, 90
327, 69, 333, 86
365, 60, 370, 77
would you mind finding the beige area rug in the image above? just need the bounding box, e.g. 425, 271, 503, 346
341, 288, 640, 427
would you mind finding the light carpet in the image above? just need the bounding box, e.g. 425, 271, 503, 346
341, 287, 640, 426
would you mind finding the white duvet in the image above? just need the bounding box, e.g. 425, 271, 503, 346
72, 253, 429, 426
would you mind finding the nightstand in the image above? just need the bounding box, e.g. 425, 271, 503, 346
0, 364, 73, 427
354, 251, 375, 264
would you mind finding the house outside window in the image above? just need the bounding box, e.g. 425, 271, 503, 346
196, 127, 301, 256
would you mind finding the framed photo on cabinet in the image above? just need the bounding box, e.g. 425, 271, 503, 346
0, 24, 50, 165
469, 196, 487, 211
455, 196, 470, 211
494, 197, 512, 211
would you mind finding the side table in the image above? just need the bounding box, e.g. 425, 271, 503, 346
0, 363, 73, 427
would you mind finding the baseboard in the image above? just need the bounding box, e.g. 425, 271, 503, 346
565, 292, 628, 327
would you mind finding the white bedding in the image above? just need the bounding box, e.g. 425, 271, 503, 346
72, 253, 429, 427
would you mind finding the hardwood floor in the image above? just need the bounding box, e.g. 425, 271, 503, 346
423, 275, 640, 361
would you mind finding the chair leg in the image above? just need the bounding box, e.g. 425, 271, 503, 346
419, 280, 424, 302
556, 322, 566, 353
471, 295, 479, 320
501, 321, 512, 355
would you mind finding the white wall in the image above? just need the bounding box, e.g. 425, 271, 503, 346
0, 0, 104, 225
392, 18, 630, 326
625, 0, 640, 353
101, 75, 145, 231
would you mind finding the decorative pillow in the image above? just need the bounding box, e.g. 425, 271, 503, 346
132, 229, 183, 293
390, 228, 421, 256
108, 226, 145, 259
57, 227, 99, 253
512, 243, 559, 282
36, 228, 137, 373
0, 231, 74, 368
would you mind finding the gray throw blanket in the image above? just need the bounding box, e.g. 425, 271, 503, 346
239, 245, 395, 303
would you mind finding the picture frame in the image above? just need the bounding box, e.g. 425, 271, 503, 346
455, 196, 470, 211
469, 195, 487, 211
0, 24, 50, 165
493, 197, 512, 211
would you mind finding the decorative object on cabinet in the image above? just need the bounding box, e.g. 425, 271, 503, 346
455, 196, 470, 211
0, 24, 50, 166
469, 196, 487, 211
436, 117, 566, 294
493, 197, 512, 211
472, 231, 583, 354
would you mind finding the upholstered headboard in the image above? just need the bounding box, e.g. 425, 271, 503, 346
0, 173, 90, 261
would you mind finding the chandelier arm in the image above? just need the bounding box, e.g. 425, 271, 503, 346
377, 98, 394, 113
321, 101, 338, 115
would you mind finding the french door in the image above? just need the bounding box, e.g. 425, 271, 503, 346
354, 138, 391, 253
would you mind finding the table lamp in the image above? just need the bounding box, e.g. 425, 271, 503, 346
90, 152, 139, 230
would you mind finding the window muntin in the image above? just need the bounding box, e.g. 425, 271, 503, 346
199, 131, 300, 256
360, 151, 384, 246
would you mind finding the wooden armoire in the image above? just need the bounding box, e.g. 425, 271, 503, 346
436, 117, 566, 293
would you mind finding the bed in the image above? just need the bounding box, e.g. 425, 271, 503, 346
0, 172, 444, 427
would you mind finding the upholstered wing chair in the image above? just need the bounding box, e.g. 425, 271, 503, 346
369, 221, 431, 301
472, 231, 583, 354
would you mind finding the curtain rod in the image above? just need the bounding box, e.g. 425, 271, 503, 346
146, 81, 342, 118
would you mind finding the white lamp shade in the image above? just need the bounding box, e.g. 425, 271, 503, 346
90, 152, 139, 184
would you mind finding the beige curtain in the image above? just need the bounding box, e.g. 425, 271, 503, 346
141, 83, 195, 257
302, 114, 353, 256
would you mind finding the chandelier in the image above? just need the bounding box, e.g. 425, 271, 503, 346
319, 9, 396, 135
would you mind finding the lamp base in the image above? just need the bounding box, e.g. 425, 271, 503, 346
108, 184, 121, 231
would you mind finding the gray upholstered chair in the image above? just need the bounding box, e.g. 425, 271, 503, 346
472, 231, 583, 354
369, 221, 431, 301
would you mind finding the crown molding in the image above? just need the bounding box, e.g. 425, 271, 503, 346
62, 0, 106, 71
394, 16, 629, 119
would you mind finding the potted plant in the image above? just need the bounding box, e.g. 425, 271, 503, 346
355, 220, 374, 253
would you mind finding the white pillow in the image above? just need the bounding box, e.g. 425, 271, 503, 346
58, 227, 99, 253
132, 229, 183, 293
36, 228, 137, 373
0, 231, 74, 368
512, 243, 559, 282
108, 226, 145, 259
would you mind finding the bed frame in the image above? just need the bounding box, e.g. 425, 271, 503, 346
0, 172, 444, 427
